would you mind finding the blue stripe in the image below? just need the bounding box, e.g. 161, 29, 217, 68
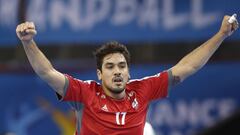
167, 69, 173, 97
55, 75, 69, 101
76, 110, 82, 135
68, 101, 82, 111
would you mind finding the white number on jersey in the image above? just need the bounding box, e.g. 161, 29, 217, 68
115, 112, 127, 125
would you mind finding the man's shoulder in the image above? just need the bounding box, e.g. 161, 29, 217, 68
81, 80, 100, 85
127, 72, 168, 84
71, 79, 101, 92
82, 80, 101, 90
127, 74, 159, 85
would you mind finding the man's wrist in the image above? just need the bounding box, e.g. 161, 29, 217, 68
216, 31, 228, 40
21, 39, 34, 46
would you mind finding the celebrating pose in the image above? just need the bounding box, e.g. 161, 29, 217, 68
16, 15, 238, 135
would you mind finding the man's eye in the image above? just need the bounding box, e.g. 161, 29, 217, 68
120, 65, 126, 68
119, 63, 126, 68
106, 66, 113, 69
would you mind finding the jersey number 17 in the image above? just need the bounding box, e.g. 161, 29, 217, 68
115, 112, 127, 125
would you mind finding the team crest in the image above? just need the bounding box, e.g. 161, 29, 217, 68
132, 98, 138, 109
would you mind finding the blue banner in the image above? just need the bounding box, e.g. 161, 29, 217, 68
1, 63, 240, 135
1, 0, 240, 46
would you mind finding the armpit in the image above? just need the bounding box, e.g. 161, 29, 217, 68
168, 69, 181, 88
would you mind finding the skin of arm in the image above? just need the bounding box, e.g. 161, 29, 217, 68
16, 22, 66, 96
170, 15, 239, 85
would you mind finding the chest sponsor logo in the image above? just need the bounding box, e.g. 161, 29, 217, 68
101, 104, 109, 112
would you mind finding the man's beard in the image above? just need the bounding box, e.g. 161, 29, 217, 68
108, 86, 125, 94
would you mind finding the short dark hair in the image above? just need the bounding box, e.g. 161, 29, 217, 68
94, 41, 130, 71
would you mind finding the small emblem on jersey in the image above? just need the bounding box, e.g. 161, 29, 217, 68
96, 92, 100, 96
128, 91, 134, 97
101, 94, 106, 99
132, 98, 139, 109
101, 104, 109, 112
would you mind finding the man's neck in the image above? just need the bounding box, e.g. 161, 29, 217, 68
102, 87, 126, 100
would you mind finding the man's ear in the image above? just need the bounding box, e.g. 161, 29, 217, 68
97, 69, 102, 80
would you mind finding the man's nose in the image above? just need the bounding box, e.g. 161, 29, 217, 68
114, 72, 121, 76
114, 67, 121, 76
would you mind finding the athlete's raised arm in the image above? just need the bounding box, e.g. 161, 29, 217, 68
16, 22, 66, 96
170, 15, 239, 86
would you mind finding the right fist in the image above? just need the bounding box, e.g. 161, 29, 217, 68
16, 22, 37, 42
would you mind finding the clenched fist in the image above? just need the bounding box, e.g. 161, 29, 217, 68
16, 22, 37, 42
219, 15, 239, 37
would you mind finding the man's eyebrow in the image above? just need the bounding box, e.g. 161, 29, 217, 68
119, 62, 127, 65
104, 62, 114, 66
104, 61, 126, 65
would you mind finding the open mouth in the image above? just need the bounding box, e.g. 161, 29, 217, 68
113, 77, 123, 83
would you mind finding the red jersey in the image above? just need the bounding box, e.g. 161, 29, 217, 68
61, 71, 170, 135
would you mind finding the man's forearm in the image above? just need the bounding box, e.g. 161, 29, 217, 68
168, 15, 238, 85
178, 32, 226, 71
16, 22, 66, 96
22, 40, 54, 77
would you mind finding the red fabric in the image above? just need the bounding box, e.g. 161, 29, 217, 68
63, 71, 169, 135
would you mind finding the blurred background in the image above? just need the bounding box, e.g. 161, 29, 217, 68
0, 0, 240, 135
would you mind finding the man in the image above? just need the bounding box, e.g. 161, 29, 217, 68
16, 15, 238, 135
